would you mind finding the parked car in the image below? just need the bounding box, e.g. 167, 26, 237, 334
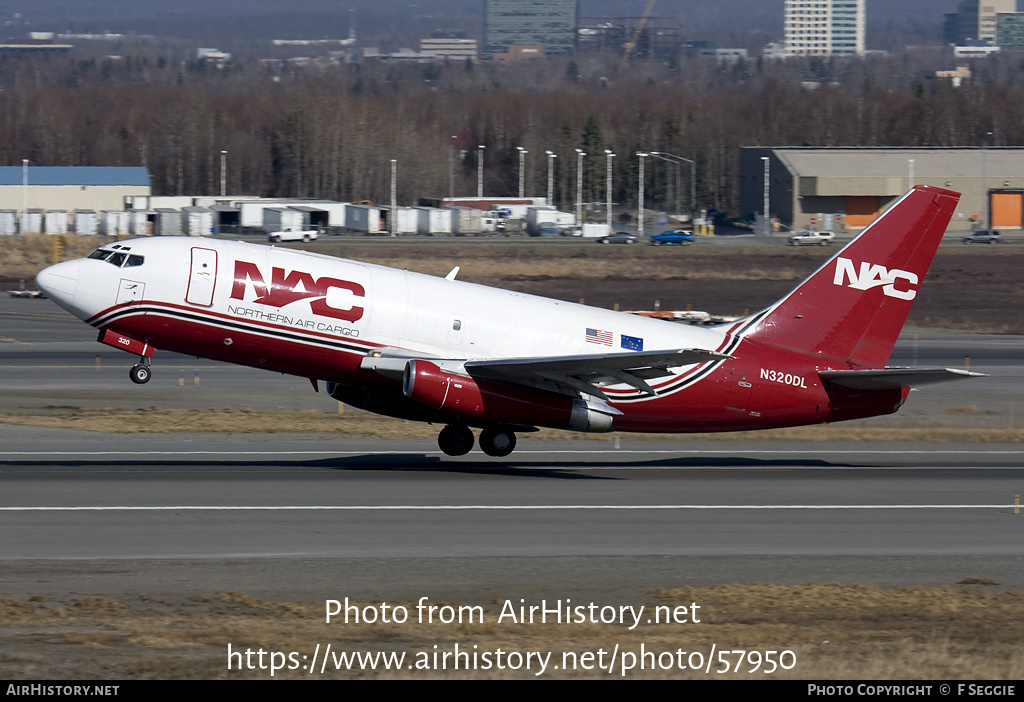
268, 228, 317, 243
962, 230, 1000, 245
595, 232, 638, 244
788, 230, 835, 246
650, 230, 694, 246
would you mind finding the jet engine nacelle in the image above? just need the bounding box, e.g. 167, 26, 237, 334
402, 360, 614, 432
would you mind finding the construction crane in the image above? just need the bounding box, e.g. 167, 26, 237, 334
622, 0, 657, 66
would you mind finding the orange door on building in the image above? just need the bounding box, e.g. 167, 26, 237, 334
990, 191, 1023, 229
844, 196, 881, 229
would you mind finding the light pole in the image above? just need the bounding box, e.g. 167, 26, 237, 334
575, 148, 586, 227
651, 151, 696, 218
604, 149, 615, 226
517, 146, 527, 198
21, 159, 28, 225
390, 159, 397, 237
545, 150, 557, 206
908, 158, 914, 190
637, 151, 648, 238
477, 145, 485, 198
762, 156, 771, 236
982, 135, 988, 229
220, 150, 227, 197
449, 135, 456, 233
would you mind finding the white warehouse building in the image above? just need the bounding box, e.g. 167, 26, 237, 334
0, 166, 151, 225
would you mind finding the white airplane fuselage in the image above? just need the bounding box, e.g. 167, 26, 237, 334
34, 186, 969, 456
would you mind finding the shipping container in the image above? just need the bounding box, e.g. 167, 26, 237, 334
183, 206, 215, 236
0, 210, 17, 235
74, 210, 98, 236
129, 210, 154, 236
346, 204, 387, 234
19, 209, 43, 234
263, 207, 305, 233
453, 206, 484, 235
415, 207, 453, 235
580, 223, 611, 238
44, 210, 69, 234
100, 210, 131, 237
154, 209, 182, 237
385, 206, 418, 235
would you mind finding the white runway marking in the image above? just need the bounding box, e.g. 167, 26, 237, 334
0, 504, 1015, 512
4, 449, 1024, 457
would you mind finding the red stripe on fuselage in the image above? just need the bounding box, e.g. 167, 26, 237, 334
89, 299, 379, 351
106, 309, 367, 382
95, 300, 380, 383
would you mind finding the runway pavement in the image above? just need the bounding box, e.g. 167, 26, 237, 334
1, 296, 1023, 601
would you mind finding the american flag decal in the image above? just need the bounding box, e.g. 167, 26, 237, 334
585, 327, 613, 346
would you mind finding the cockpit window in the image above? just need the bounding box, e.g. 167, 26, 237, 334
87, 248, 144, 268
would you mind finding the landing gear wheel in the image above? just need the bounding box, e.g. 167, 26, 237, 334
438, 424, 474, 456
479, 428, 516, 457
129, 364, 151, 385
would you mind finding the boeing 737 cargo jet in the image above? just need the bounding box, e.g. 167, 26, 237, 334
36, 185, 979, 457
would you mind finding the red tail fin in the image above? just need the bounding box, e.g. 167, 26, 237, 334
745, 185, 960, 368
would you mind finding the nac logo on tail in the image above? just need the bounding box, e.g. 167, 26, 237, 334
832, 257, 919, 300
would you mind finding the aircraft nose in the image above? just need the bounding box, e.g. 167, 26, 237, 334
35, 260, 81, 311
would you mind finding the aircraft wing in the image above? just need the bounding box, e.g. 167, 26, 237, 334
819, 367, 985, 391
465, 348, 730, 400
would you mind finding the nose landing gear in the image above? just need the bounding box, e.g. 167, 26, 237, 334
129, 357, 151, 384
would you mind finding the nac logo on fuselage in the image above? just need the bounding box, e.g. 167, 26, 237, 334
230, 260, 365, 322
832, 257, 919, 301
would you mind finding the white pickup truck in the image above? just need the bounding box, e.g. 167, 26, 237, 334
268, 228, 318, 243
787, 230, 835, 246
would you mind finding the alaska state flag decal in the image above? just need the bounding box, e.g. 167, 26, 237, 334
620, 334, 644, 351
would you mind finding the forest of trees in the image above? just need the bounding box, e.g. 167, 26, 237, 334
1, 44, 1023, 218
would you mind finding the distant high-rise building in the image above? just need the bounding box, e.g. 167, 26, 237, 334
997, 12, 1024, 50
947, 0, 1017, 45
783, 0, 865, 57
421, 35, 479, 61
484, 0, 579, 55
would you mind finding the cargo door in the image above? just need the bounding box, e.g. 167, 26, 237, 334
723, 365, 753, 414
185, 247, 218, 307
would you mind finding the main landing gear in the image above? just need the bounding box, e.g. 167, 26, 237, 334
129, 357, 152, 385
437, 424, 518, 457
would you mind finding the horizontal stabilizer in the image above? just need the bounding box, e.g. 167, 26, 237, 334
819, 367, 985, 391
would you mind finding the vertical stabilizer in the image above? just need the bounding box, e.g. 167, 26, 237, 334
745, 185, 960, 368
